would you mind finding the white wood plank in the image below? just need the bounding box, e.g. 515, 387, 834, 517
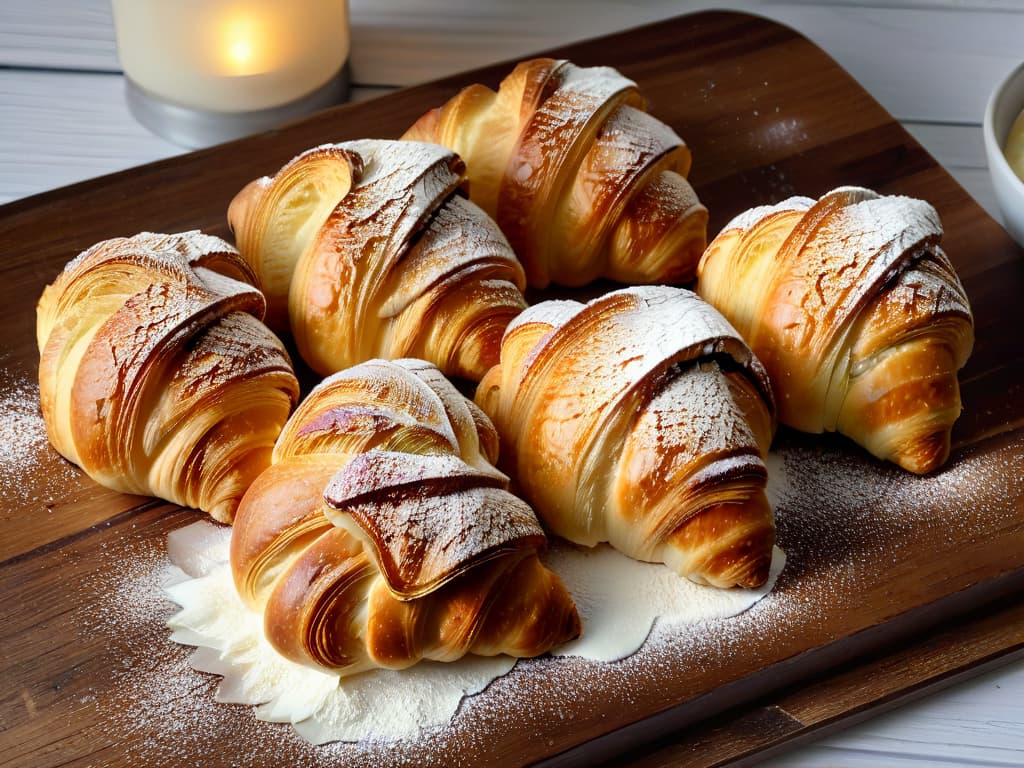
760, 4, 1023, 124
0, 71, 391, 205
1, 1, 1020, 126
0, 70, 178, 204
764, 659, 1024, 767
904, 122, 989, 170
0, 71, 997, 209
0, 0, 117, 71
902, 121, 1001, 220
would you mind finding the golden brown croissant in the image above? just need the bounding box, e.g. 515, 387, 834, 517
403, 57, 708, 289
230, 358, 580, 673
696, 186, 975, 474
475, 286, 776, 589
228, 139, 527, 382
36, 231, 300, 523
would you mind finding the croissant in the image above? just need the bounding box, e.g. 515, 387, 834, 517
230, 358, 580, 673
696, 186, 975, 474
403, 57, 709, 289
228, 139, 527, 382
475, 286, 776, 588
36, 231, 300, 523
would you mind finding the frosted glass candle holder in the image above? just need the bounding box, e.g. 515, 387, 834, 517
112, 0, 350, 148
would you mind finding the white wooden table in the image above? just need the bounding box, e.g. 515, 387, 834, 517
2, 1, 1021, 765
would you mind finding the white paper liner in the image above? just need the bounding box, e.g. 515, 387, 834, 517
165, 521, 783, 745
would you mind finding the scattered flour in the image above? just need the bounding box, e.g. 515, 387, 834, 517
164, 522, 514, 744
86, 431, 1019, 765
163, 520, 781, 745
0, 369, 80, 508
546, 541, 784, 661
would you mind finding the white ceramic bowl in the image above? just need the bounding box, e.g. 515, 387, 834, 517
984, 62, 1024, 247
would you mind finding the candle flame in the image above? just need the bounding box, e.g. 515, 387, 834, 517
228, 37, 253, 68
221, 14, 264, 75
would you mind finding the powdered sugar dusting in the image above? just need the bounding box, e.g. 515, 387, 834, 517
163, 522, 514, 744
378, 193, 522, 318
768, 436, 1022, 553
161, 518, 779, 746
292, 361, 461, 456
504, 61, 635, 196
135, 231, 240, 266
344, 140, 458, 228
540, 60, 635, 131
600, 103, 683, 156
288, 140, 465, 367
724, 196, 813, 232
505, 298, 582, 336
807, 193, 943, 315
323, 451, 541, 593
897, 245, 972, 319
60, 231, 244, 282
0, 368, 79, 507
79, 428, 1021, 766
625, 360, 763, 477
547, 541, 783, 661
519, 286, 760, 385
552, 60, 630, 115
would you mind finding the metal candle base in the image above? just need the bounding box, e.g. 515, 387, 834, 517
125, 65, 349, 148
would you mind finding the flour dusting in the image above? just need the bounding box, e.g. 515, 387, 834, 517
165, 522, 514, 744
547, 541, 784, 661
166, 519, 781, 744
0, 370, 80, 507
85, 429, 1022, 766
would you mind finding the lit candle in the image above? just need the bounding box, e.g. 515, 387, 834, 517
112, 0, 349, 146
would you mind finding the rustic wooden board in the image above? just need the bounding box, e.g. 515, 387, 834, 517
622, 591, 1024, 768
1, 11, 1021, 767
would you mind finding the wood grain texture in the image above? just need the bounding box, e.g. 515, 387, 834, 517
1, 11, 1022, 768
2, 0, 1016, 209
622, 594, 1024, 768
765, 662, 1024, 768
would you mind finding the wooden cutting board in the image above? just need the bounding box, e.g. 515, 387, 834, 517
1, 10, 1022, 767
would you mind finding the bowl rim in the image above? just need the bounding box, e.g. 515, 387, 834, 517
984, 60, 1024, 195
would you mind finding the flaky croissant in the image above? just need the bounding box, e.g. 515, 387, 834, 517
696, 186, 975, 474
230, 358, 580, 673
228, 139, 527, 382
475, 286, 776, 589
403, 57, 708, 289
36, 231, 300, 523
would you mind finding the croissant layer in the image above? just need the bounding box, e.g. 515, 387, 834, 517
696, 186, 974, 474
231, 358, 580, 673
403, 58, 708, 288
36, 231, 300, 522
228, 140, 527, 382
476, 285, 776, 588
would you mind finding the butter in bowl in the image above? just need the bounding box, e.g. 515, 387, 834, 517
984, 62, 1024, 247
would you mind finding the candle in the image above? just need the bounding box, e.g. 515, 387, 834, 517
112, 0, 349, 145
